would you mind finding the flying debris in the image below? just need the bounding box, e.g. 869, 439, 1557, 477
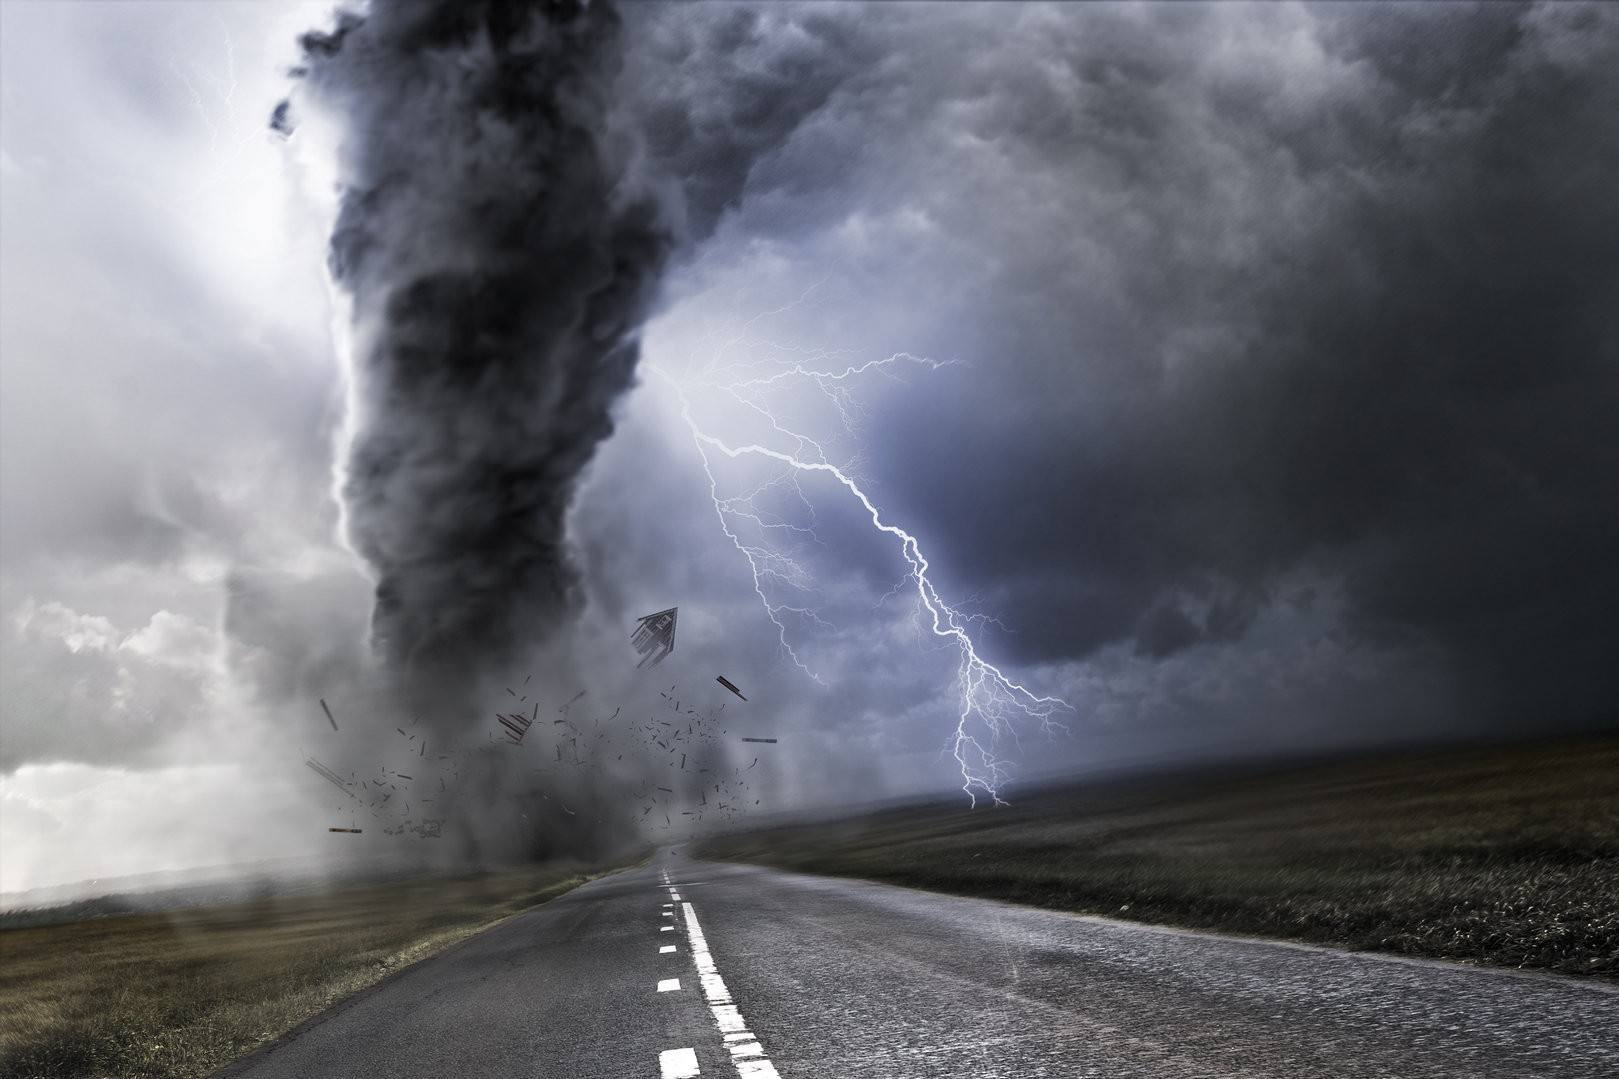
498, 711, 534, 745
327, 827, 362, 834
740, 737, 778, 744
305, 756, 351, 793
319, 698, 338, 731
715, 675, 747, 701
631, 608, 678, 668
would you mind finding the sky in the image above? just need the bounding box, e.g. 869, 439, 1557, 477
1, 1, 1616, 895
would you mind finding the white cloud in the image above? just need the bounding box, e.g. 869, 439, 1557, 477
0, 760, 323, 894
121, 609, 221, 671
13, 600, 119, 654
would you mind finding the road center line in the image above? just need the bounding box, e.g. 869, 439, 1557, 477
659, 1047, 700, 1078
681, 898, 782, 1079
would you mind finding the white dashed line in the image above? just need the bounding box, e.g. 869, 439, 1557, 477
661, 944, 677, 954
657, 978, 682, 993
659, 1047, 700, 1078
662, 925, 675, 932
681, 900, 782, 1079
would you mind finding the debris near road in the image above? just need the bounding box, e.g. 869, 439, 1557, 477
631, 607, 678, 668
716, 674, 747, 701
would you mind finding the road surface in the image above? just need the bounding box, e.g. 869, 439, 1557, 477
222, 851, 1618, 1078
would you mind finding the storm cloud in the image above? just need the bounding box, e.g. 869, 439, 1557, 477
612, 1, 1619, 735
3, 1, 1618, 893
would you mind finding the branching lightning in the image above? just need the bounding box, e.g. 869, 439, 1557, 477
652, 305, 1073, 806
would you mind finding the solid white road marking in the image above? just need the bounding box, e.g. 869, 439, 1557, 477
659, 1047, 700, 1078
661, 944, 678, 954
658, 978, 682, 993
662, 925, 675, 932
682, 902, 782, 1079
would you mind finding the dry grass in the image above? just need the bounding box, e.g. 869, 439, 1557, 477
700, 738, 1619, 979
0, 863, 621, 1079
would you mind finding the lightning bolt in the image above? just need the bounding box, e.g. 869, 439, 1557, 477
651, 305, 1073, 806
167, 12, 262, 207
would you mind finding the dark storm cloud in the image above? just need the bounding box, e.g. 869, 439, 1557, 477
279, 0, 672, 692
1030, 2, 1619, 728
619, 5, 879, 240
628, 2, 1617, 732
257, 0, 1619, 787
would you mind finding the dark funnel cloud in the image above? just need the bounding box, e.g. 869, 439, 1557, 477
278, 0, 672, 690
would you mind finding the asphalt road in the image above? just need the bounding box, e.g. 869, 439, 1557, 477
222, 851, 1619, 1079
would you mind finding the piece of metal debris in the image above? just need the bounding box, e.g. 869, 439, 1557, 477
498, 711, 534, 745
328, 827, 362, 834
305, 756, 350, 793
740, 737, 777, 744
716, 675, 747, 701
320, 698, 338, 731
631, 607, 678, 668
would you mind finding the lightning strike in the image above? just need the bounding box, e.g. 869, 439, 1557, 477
653, 318, 1073, 806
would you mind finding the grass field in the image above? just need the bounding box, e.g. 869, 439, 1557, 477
0, 861, 623, 1079
699, 738, 1619, 979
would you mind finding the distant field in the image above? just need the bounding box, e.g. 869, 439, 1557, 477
0, 861, 625, 1079
699, 738, 1619, 979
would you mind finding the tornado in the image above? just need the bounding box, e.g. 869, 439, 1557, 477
277, 0, 669, 699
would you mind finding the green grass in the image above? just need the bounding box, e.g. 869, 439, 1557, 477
699, 738, 1619, 979
0, 862, 624, 1079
